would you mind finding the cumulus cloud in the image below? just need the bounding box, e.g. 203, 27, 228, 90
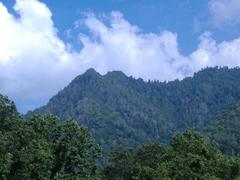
209, 0, 240, 27
1, 0, 240, 112
190, 32, 240, 70
77, 12, 189, 80
0, 0, 77, 111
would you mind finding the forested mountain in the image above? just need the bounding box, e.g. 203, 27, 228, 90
205, 103, 240, 156
28, 67, 240, 157
2, 95, 240, 179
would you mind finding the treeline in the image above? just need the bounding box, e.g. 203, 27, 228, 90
1, 95, 240, 179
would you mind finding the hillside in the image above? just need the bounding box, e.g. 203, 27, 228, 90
205, 103, 240, 156
1, 94, 240, 179
28, 67, 240, 156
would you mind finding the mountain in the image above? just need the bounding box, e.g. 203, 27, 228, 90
205, 103, 240, 156
28, 67, 240, 157
2, 94, 240, 179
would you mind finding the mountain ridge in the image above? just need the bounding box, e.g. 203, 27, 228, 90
28, 66, 240, 157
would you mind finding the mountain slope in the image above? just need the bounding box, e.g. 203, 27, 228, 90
28, 67, 240, 156
205, 103, 240, 156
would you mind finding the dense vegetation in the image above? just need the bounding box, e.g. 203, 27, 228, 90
205, 103, 240, 156
1, 95, 240, 179
28, 67, 240, 158
0, 95, 101, 179
103, 129, 240, 180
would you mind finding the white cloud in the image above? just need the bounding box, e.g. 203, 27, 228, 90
77, 12, 189, 80
0, 0, 77, 112
1, 0, 240, 112
209, 0, 240, 27
190, 32, 240, 70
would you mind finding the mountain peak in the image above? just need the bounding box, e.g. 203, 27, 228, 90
80, 68, 101, 78
84, 68, 99, 75
70, 68, 101, 85
28, 67, 240, 158
104, 70, 129, 82
105, 70, 126, 77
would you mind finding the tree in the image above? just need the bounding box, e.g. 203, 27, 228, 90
51, 119, 101, 179
0, 95, 19, 132
0, 95, 101, 179
103, 129, 240, 180
102, 146, 136, 180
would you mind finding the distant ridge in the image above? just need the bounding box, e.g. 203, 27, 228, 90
28, 67, 240, 157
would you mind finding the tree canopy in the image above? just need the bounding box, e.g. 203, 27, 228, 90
0, 95, 101, 179
103, 129, 240, 180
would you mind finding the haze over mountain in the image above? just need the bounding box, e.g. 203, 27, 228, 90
28, 67, 240, 157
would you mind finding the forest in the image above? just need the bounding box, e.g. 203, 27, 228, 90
1, 94, 240, 179
1, 67, 240, 179
1, 0, 240, 179
29, 67, 240, 159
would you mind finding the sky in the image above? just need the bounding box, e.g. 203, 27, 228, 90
0, 0, 240, 113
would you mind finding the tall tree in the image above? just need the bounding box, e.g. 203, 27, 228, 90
0, 95, 101, 179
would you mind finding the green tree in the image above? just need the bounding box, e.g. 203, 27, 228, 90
0, 95, 101, 179
103, 146, 137, 180
51, 119, 101, 179
103, 129, 240, 180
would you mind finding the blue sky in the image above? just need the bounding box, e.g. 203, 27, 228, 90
1, 0, 240, 112
3, 0, 239, 54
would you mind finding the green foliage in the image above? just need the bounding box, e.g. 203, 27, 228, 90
103, 147, 137, 180
0, 94, 19, 132
103, 129, 240, 180
205, 103, 240, 155
28, 67, 240, 158
0, 95, 18, 120
2, 95, 240, 179
0, 95, 101, 179
167, 129, 222, 179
